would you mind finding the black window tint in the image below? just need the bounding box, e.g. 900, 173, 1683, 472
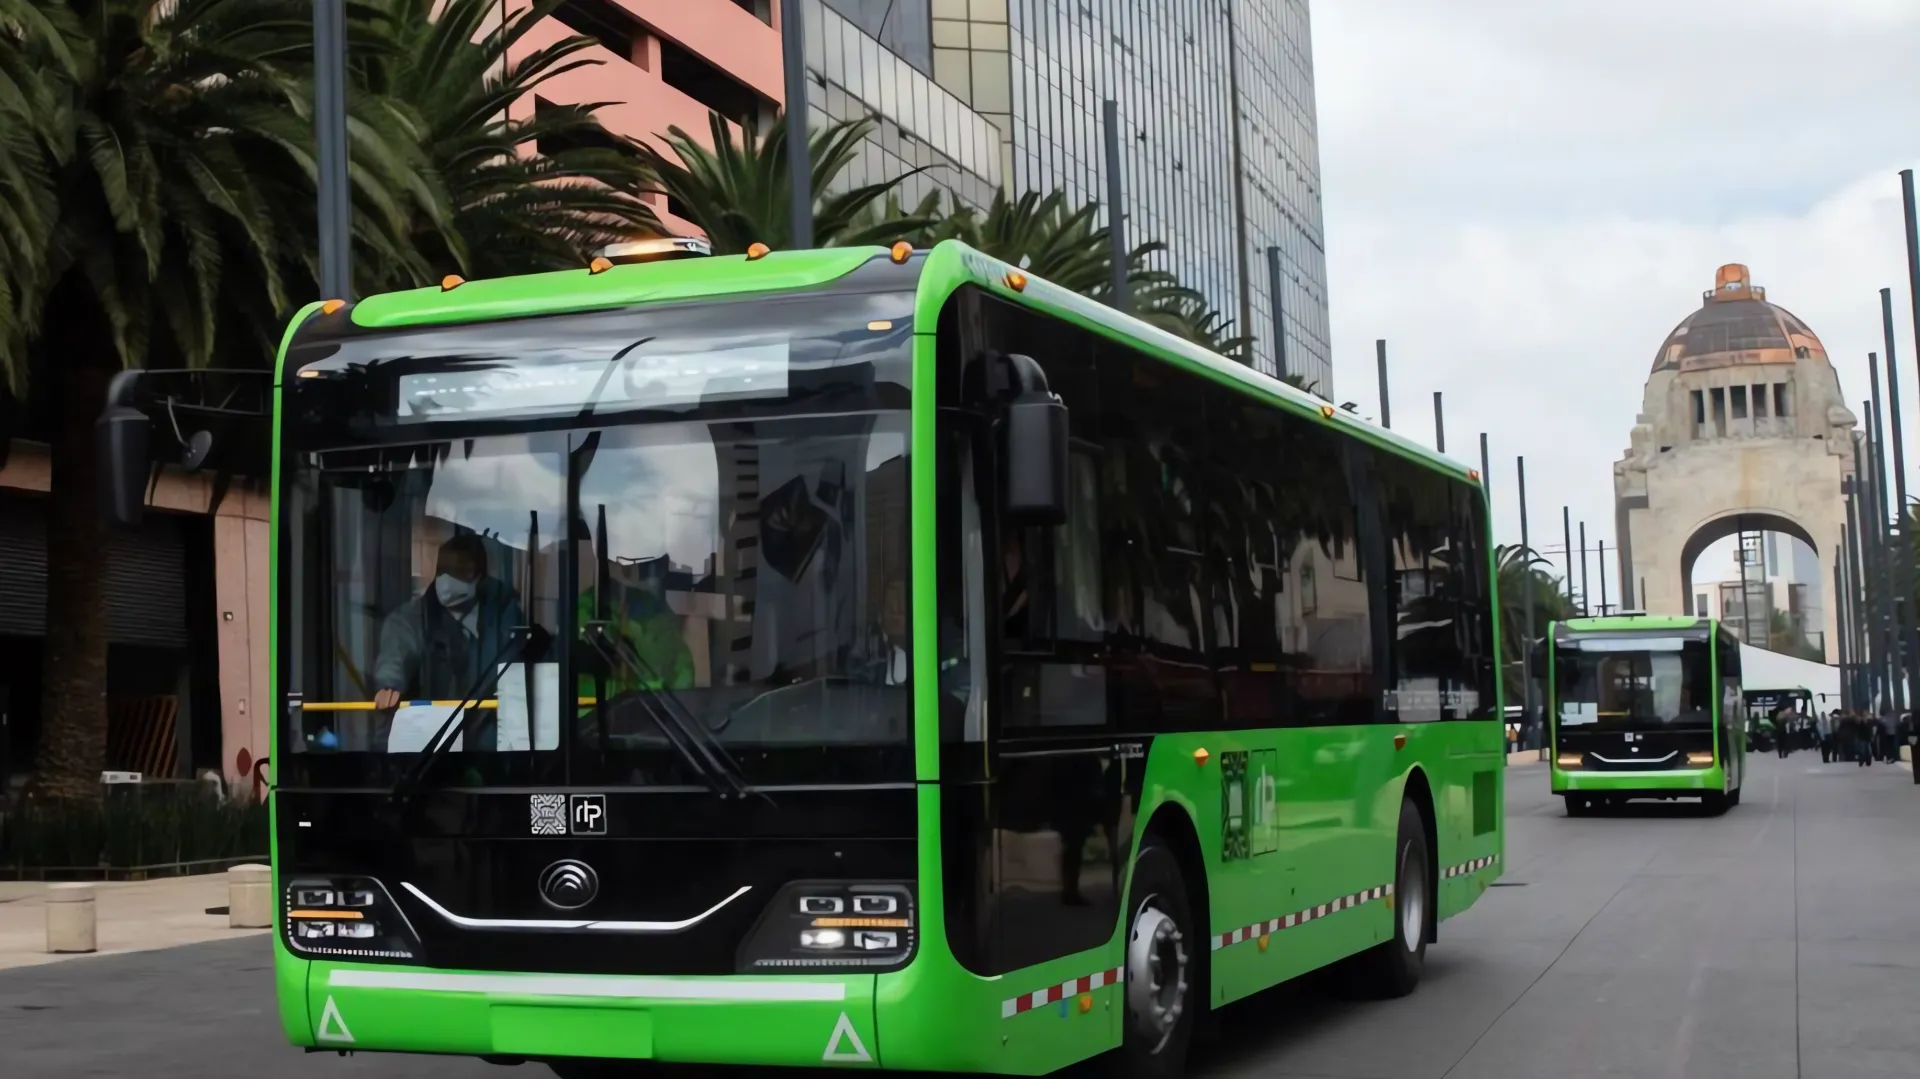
1092, 342, 1214, 732
1204, 386, 1278, 729
1001, 327, 1109, 732
1453, 483, 1498, 719
1379, 453, 1461, 721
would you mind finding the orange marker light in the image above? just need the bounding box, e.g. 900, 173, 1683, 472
890, 241, 913, 263
1005, 271, 1028, 291
1320, 404, 1336, 419
746, 242, 771, 260
1393, 734, 1408, 750
440, 274, 465, 291
1468, 468, 1481, 482
1077, 993, 1093, 1013
1257, 934, 1270, 952
1193, 747, 1210, 766
320, 299, 346, 315
589, 256, 613, 274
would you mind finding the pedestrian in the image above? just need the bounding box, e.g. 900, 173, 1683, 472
1818, 711, 1835, 763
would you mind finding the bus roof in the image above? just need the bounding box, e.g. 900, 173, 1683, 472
1557, 615, 1709, 634
285, 240, 1478, 484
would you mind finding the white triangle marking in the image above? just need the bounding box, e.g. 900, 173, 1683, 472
316, 995, 355, 1044
822, 1010, 871, 1063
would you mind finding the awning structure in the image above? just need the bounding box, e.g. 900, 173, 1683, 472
1739, 643, 1840, 705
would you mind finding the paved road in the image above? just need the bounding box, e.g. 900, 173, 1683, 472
3, 754, 1916, 1078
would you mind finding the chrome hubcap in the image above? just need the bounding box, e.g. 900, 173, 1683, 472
1125, 900, 1188, 1053
1399, 848, 1424, 951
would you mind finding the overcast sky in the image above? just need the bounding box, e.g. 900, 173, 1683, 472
1310, 0, 1920, 600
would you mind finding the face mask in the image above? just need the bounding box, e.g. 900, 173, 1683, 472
435, 573, 478, 609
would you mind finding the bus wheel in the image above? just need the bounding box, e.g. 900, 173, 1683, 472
1114, 842, 1197, 1079
1701, 791, 1729, 815
1341, 798, 1430, 999
1563, 795, 1589, 817
1728, 786, 1742, 807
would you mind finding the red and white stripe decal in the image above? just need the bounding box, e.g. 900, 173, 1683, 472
1443, 853, 1499, 878
1212, 884, 1392, 951
1000, 966, 1123, 1019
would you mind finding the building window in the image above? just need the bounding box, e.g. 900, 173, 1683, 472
1730, 385, 1747, 420
659, 34, 769, 129
552, 0, 640, 61
1711, 387, 1727, 437
1691, 389, 1705, 437
1774, 383, 1790, 418
733, 0, 772, 25
1752, 384, 1768, 419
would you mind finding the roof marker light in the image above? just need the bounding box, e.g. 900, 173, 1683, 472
1320, 405, 1336, 419
440, 275, 464, 291
320, 299, 346, 315
890, 241, 912, 263
1468, 468, 1481, 482
1005, 271, 1027, 291
746, 243, 771, 261
589, 256, 613, 274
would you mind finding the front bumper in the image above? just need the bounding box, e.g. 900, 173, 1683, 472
1552, 765, 1725, 794
300, 960, 878, 1067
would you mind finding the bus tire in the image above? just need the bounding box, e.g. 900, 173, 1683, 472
1343, 798, 1430, 999
1728, 785, 1742, 807
1701, 790, 1728, 815
1563, 795, 1588, 817
1112, 841, 1198, 1079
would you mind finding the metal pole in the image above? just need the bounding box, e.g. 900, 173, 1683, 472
1479, 433, 1491, 504
313, 0, 351, 299
1562, 506, 1574, 605
1432, 392, 1445, 453
1881, 289, 1919, 702
1266, 246, 1288, 380
1737, 522, 1752, 643
1578, 521, 1589, 616
1836, 545, 1852, 708
1103, 99, 1128, 311
1846, 475, 1869, 705
1376, 340, 1391, 428
1598, 539, 1610, 615
780, 0, 814, 249
1518, 456, 1535, 736
1224, 0, 1253, 362
1870, 354, 1907, 714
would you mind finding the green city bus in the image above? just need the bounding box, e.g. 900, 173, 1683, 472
1538, 615, 1745, 816
100, 241, 1506, 1075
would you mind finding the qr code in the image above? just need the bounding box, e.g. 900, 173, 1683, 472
529, 794, 567, 835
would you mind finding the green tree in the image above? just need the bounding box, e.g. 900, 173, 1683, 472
355, 0, 659, 280
638, 111, 938, 254
0, 0, 444, 802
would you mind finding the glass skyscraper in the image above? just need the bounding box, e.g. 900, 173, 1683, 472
798, 0, 1330, 389
925, 0, 1332, 392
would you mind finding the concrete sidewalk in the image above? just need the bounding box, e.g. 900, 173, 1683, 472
0, 874, 268, 972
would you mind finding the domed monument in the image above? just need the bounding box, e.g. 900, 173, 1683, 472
1613, 265, 1857, 661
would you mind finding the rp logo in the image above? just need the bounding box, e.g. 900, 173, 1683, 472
570, 794, 607, 836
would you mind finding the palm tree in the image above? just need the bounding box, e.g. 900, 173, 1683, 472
355, 0, 660, 280
639, 111, 938, 254
0, 0, 74, 381
4, 0, 439, 802
1495, 543, 1576, 702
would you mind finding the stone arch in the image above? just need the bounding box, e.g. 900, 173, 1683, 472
1675, 509, 1819, 617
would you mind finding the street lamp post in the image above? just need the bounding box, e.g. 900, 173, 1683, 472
313, 0, 351, 299
1869, 356, 1906, 716
1103, 99, 1128, 311
1518, 455, 1535, 741
780, 0, 814, 249
1432, 392, 1445, 453
1266, 246, 1288, 380
1375, 341, 1392, 428
1562, 507, 1574, 606
1881, 290, 1919, 709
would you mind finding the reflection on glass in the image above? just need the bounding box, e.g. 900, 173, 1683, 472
574, 415, 912, 767
1558, 644, 1713, 730
296, 436, 562, 755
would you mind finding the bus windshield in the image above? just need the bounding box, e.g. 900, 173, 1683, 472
277, 293, 916, 789
1556, 637, 1714, 731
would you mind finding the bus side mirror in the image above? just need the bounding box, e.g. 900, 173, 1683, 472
97, 404, 150, 528
1002, 376, 1068, 527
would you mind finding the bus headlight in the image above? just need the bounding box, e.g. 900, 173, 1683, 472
283, 877, 420, 961
737, 881, 916, 972
1556, 753, 1583, 769
1686, 751, 1715, 767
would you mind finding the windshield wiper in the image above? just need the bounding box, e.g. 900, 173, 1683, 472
579, 622, 756, 800
389, 625, 547, 808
